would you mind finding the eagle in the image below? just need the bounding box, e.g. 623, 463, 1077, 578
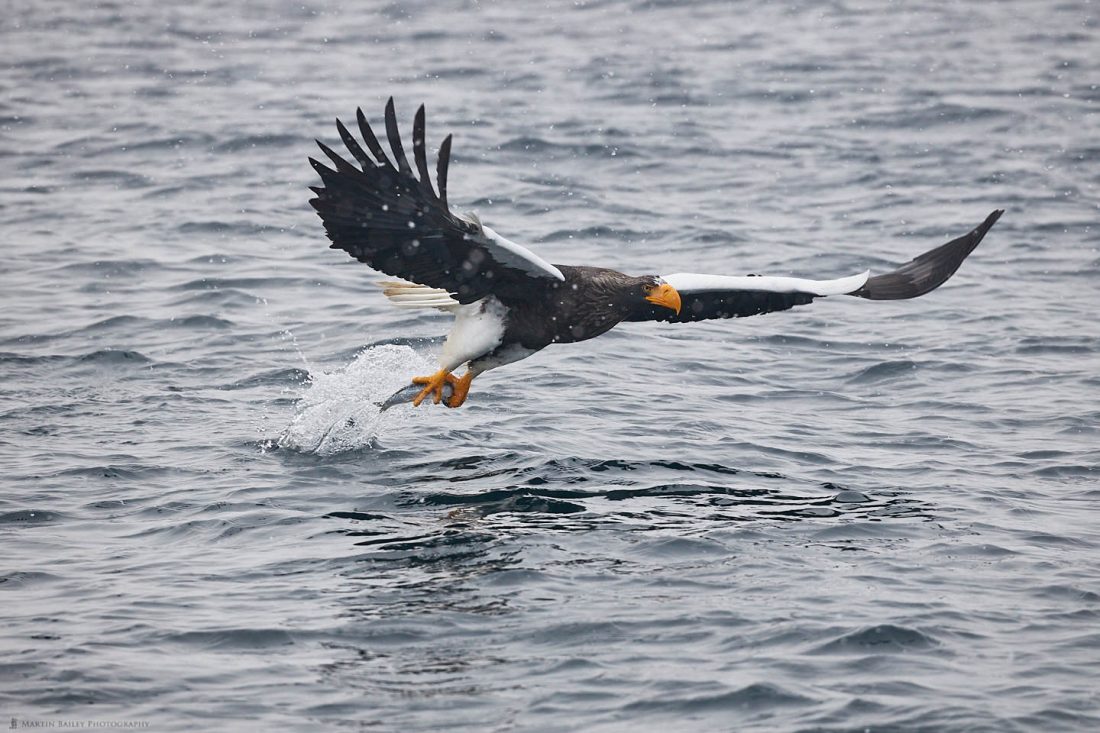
308, 99, 1002, 409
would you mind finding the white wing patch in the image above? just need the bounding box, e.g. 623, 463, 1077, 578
663, 271, 870, 297
480, 224, 565, 282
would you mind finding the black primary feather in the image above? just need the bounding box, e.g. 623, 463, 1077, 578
412, 105, 436, 200
355, 107, 393, 170
383, 98, 413, 176
335, 118, 373, 170
436, 134, 453, 210
309, 101, 561, 303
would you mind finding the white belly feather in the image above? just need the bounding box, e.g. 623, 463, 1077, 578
376, 282, 514, 373
439, 297, 507, 371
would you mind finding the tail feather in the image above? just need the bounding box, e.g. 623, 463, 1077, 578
376, 280, 459, 311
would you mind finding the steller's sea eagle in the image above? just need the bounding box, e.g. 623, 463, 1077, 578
308, 99, 1002, 409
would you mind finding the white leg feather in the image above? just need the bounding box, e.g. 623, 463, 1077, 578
439, 298, 507, 372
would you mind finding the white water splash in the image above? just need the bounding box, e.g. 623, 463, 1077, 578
278, 344, 436, 455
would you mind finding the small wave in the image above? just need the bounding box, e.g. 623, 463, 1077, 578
624, 682, 813, 713
855, 102, 1008, 129
79, 315, 149, 332
811, 624, 939, 654
52, 463, 170, 480
422, 66, 490, 79
1031, 464, 1100, 478
176, 220, 279, 236
1015, 335, 1094, 355
173, 276, 305, 291
162, 628, 294, 650
846, 359, 919, 384
76, 349, 151, 365
0, 509, 63, 525
419, 489, 588, 517
122, 131, 216, 152
212, 133, 302, 153
0, 570, 62, 588
164, 315, 234, 329
73, 169, 153, 188
498, 136, 638, 159
168, 288, 259, 309
537, 225, 652, 243
49, 258, 161, 277
224, 367, 310, 391
1033, 584, 1100, 603
326, 511, 393, 522
0, 352, 67, 367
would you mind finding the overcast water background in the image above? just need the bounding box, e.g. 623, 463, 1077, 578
3, 1, 1099, 730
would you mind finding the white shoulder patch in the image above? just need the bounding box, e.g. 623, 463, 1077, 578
663, 270, 870, 297
480, 224, 565, 282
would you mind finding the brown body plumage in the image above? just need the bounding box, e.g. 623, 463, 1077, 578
500, 266, 657, 348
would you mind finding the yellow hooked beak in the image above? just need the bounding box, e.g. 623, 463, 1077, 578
645, 282, 682, 315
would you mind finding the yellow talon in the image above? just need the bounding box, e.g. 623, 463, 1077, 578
409, 369, 477, 408
445, 372, 475, 408
411, 369, 456, 406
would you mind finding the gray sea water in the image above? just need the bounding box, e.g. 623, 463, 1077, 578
3, 1, 1099, 730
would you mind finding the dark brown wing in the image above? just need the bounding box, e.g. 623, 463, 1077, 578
308, 98, 563, 303
628, 211, 1003, 323
625, 275, 850, 323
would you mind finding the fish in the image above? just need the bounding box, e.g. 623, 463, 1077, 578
378, 381, 455, 411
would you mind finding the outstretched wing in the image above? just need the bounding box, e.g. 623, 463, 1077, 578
627, 271, 870, 323
628, 210, 1003, 323
308, 99, 564, 303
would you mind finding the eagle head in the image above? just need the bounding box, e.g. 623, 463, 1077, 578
641, 277, 682, 315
